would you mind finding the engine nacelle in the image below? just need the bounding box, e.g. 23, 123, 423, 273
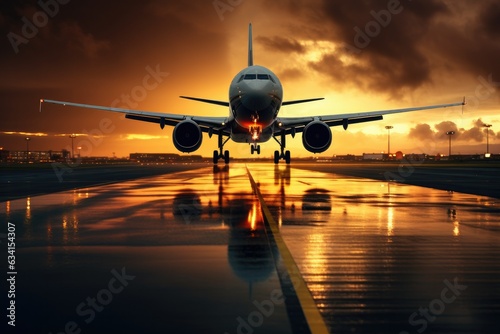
173, 120, 203, 153
302, 121, 332, 153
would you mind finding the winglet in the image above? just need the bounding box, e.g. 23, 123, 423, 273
39, 99, 44, 112
462, 96, 467, 105
248, 23, 253, 67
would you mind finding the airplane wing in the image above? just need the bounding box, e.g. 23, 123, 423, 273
277, 98, 466, 133
40, 99, 230, 134
179, 96, 325, 107
179, 96, 229, 107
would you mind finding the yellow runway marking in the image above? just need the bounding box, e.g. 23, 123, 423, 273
246, 166, 330, 334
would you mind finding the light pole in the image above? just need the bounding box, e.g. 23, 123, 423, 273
483, 124, 492, 157
69, 134, 76, 160
25, 137, 31, 163
446, 131, 455, 158
385, 126, 393, 159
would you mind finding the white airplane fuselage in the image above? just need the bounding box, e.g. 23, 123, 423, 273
228, 65, 283, 143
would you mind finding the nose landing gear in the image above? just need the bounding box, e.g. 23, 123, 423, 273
251, 143, 260, 155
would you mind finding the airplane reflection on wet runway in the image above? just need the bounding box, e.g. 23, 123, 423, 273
2, 163, 500, 333
172, 186, 277, 290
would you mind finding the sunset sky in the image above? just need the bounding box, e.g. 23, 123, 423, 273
1, 0, 499, 158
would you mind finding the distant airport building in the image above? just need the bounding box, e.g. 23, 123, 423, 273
1, 150, 128, 164
332, 154, 360, 161
5, 150, 69, 163
363, 153, 386, 160
129, 153, 179, 163
404, 153, 426, 161
129, 153, 204, 163
0, 149, 9, 163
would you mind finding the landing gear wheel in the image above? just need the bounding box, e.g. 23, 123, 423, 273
274, 151, 280, 164
213, 150, 219, 164
251, 145, 261, 155
224, 150, 230, 164
285, 150, 291, 164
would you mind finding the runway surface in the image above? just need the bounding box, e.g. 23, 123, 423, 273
2, 163, 499, 333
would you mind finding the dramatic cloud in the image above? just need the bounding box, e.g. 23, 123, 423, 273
318, 0, 447, 93
479, 1, 500, 37
1, 131, 48, 137
256, 36, 306, 54
0, 0, 498, 156
434, 121, 459, 139
408, 124, 435, 142
57, 21, 110, 58
123, 134, 170, 141
409, 118, 496, 143
259, 0, 500, 99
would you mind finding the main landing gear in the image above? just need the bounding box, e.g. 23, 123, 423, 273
213, 132, 230, 164
273, 132, 291, 164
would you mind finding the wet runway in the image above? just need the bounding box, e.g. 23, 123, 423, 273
2, 163, 499, 333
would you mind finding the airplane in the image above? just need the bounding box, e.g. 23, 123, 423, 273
41, 24, 465, 165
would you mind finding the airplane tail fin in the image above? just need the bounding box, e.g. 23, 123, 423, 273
248, 23, 253, 67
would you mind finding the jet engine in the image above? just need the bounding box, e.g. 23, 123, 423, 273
173, 120, 203, 153
302, 121, 332, 153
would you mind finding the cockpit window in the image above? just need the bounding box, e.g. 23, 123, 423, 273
242, 73, 275, 82
237, 75, 244, 83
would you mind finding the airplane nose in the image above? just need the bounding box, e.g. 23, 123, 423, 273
241, 91, 272, 111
